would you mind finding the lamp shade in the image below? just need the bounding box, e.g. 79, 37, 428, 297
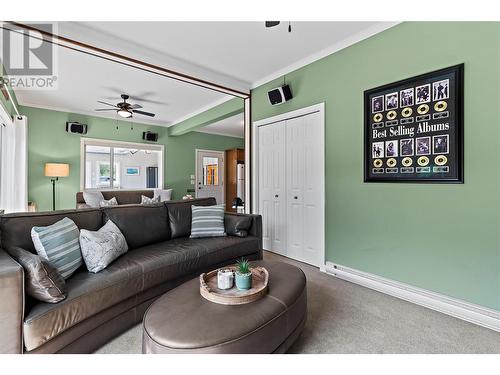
44, 163, 70, 177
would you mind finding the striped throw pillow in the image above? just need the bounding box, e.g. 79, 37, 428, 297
31, 217, 83, 279
190, 204, 226, 238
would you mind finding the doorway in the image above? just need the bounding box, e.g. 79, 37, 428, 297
252, 103, 325, 268
195, 149, 225, 204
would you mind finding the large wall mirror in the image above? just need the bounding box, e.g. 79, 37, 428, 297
1, 22, 250, 212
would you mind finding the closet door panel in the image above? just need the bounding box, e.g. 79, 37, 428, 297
258, 121, 286, 255
302, 111, 324, 266
286, 117, 305, 261
258, 124, 274, 251
271, 122, 286, 254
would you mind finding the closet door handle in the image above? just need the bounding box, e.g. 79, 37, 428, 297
294, 196, 298, 200
275, 194, 279, 198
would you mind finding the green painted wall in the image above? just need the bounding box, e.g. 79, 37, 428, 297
251, 22, 500, 310
168, 97, 244, 136
21, 105, 243, 212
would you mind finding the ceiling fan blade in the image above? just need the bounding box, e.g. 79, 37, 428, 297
97, 100, 118, 108
265, 21, 280, 27
129, 104, 143, 109
132, 110, 155, 117
128, 94, 166, 105
134, 98, 166, 105
94, 108, 117, 111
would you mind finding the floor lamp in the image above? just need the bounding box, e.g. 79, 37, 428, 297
44, 163, 70, 211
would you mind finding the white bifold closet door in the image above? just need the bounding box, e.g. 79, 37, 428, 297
258, 110, 324, 267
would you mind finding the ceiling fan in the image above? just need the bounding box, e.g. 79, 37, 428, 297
95, 94, 155, 118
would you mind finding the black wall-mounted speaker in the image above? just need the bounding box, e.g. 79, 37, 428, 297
267, 84, 292, 105
66, 121, 87, 134
143, 131, 159, 142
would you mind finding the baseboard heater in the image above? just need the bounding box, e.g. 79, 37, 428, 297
323, 262, 500, 333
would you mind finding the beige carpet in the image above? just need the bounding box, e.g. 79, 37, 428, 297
96, 251, 500, 354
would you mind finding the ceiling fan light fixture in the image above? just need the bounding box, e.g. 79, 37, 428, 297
117, 109, 132, 118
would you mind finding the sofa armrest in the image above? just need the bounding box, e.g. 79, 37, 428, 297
77, 203, 91, 209
0, 248, 24, 353
224, 213, 262, 254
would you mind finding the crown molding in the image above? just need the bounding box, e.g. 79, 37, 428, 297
251, 22, 401, 89
195, 128, 244, 139
18, 102, 170, 128
167, 96, 235, 127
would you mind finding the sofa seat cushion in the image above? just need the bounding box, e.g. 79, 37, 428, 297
125, 236, 260, 292
23, 254, 144, 351
22, 235, 259, 351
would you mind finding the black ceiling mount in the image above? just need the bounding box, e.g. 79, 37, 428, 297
265, 21, 280, 28
265, 21, 292, 33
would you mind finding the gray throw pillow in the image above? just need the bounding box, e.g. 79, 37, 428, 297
190, 204, 226, 238
153, 188, 173, 202
79, 220, 128, 273
6, 246, 67, 303
225, 215, 252, 237
99, 197, 118, 207
141, 195, 161, 205
31, 217, 83, 279
83, 191, 105, 208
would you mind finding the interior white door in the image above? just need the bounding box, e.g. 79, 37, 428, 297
286, 112, 324, 266
196, 150, 224, 204
258, 121, 286, 255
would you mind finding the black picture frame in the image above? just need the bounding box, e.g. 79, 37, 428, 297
364, 64, 464, 183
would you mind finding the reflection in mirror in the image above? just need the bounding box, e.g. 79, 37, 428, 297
84, 142, 163, 190
203, 157, 219, 186
196, 112, 245, 212
0, 23, 248, 212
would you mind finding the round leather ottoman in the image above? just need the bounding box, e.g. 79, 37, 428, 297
142, 261, 307, 354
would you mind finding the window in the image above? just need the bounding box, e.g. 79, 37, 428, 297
81, 138, 164, 190
203, 157, 219, 185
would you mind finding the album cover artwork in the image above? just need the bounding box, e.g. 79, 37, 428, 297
364, 64, 464, 183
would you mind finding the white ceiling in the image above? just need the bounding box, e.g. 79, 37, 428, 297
12, 41, 228, 127
196, 113, 244, 138
7, 21, 397, 130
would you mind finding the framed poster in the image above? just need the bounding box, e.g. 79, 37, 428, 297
125, 167, 140, 175
364, 64, 464, 183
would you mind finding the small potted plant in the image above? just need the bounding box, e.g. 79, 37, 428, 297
235, 258, 252, 290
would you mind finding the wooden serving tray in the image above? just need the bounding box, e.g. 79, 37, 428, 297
200, 266, 269, 305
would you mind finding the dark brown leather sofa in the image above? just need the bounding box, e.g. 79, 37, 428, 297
0, 198, 262, 354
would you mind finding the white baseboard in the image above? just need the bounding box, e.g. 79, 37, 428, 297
323, 262, 500, 333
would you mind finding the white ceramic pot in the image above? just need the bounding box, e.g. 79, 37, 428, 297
217, 269, 234, 290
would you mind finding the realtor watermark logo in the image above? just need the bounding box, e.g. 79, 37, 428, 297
0, 22, 58, 90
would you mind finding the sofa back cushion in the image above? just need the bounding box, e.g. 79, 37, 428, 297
76, 190, 154, 206
166, 198, 216, 239
102, 203, 170, 249
0, 209, 103, 253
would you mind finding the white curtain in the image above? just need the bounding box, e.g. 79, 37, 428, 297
0, 109, 28, 213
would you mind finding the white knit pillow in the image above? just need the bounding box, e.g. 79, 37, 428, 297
141, 195, 161, 205
79, 220, 128, 273
83, 191, 105, 208
99, 197, 118, 207
153, 188, 173, 202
